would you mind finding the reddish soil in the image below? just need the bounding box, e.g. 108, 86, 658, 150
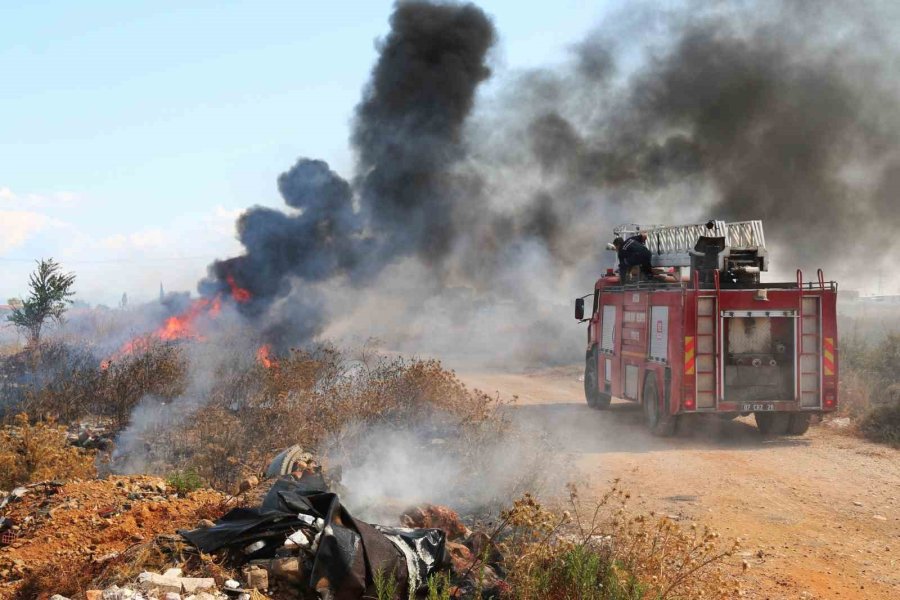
0, 476, 228, 599
461, 367, 900, 600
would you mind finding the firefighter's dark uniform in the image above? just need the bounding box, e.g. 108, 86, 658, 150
618, 234, 653, 283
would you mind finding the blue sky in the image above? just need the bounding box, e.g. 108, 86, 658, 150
0, 0, 610, 304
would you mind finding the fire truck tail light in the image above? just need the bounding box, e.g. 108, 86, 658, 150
683, 396, 696, 411
824, 393, 836, 409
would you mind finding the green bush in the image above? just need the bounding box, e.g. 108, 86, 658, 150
166, 468, 204, 495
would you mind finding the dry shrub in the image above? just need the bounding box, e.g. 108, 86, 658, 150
150, 347, 501, 490
14, 557, 98, 600
0, 413, 96, 489
496, 484, 737, 600
11, 340, 187, 428
858, 402, 900, 447
837, 369, 873, 418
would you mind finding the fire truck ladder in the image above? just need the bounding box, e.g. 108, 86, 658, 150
613, 220, 768, 270
798, 270, 822, 408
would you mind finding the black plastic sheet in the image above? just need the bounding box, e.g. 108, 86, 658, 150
180, 476, 448, 599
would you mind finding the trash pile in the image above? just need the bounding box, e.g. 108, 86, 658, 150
66, 419, 115, 451
0, 447, 509, 600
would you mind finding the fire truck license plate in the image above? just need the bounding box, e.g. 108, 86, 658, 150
742, 402, 775, 412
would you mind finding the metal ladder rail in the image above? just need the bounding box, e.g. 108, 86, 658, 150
797, 269, 822, 407
694, 270, 718, 409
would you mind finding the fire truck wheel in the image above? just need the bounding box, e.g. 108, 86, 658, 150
755, 412, 791, 435
583, 348, 610, 409
787, 413, 811, 435
643, 375, 676, 436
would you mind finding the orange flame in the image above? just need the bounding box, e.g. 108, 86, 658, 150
102, 295, 223, 368
256, 344, 277, 368
226, 274, 251, 303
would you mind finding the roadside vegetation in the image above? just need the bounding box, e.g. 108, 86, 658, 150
494, 485, 735, 599
837, 333, 900, 447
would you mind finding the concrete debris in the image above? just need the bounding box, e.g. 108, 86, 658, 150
242, 565, 269, 590
138, 571, 217, 594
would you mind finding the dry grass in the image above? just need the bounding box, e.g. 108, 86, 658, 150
858, 402, 900, 447
0, 413, 96, 489
495, 484, 737, 600
121, 345, 503, 491
5, 340, 186, 427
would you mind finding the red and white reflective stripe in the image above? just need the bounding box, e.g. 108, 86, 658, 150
823, 337, 835, 376
684, 336, 695, 375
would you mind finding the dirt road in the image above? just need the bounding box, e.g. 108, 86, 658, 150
460, 367, 900, 599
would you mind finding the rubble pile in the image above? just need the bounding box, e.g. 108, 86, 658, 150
0, 448, 510, 600
0, 476, 228, 599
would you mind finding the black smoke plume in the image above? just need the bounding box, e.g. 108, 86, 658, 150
202, 0, 900, 359
200, 1, 495, 349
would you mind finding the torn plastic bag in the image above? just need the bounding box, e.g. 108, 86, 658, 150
181, 476, 449, 599
376, 526, 447, 595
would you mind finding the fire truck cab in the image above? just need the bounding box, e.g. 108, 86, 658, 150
575, 220, 838, 436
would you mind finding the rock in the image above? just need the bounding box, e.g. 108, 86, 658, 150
163, 568, 184, 578
239, 476, 259, 493
283, 529, 309, 549
197, 519, 216, 529
242, 565, 268, 591
268, 557, 304, 584
826, 417, 851, 429
224, 579, 240, 589
873, 515, 887, 521
50, 595, 72, 600
138, 572, 216, 594
853, 501, 864, 507
163, 593, 182, 600
86, 591, 103, 600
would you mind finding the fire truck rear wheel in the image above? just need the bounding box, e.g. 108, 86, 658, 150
755, 412, 791, 435
643, 375, 676, 436
584, 348, 611, 410
787, 413, 811, 435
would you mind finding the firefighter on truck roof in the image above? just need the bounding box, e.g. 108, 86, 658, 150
613, 232, 653, 283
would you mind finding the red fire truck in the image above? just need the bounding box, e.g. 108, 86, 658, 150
574, 220, 838, 436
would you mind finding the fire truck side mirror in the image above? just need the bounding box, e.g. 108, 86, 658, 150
575, 298, 585, 320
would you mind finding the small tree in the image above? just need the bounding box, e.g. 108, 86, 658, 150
7, 259, 76, 346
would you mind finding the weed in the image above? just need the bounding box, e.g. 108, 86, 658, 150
494, 484, 736, 599
373, 567, 400, 600
166, 468, 204, 495
0, 413, 95, 489
426, 572, 452, 600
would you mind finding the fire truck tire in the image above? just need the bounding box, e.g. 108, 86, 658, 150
755, 412, 791, 435
584, 348, 611, 409
787, 413, 811, 435
643, 375, 676, 436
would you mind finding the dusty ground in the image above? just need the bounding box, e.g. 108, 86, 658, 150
460, 366, 900, 600
0, 477, 228, 599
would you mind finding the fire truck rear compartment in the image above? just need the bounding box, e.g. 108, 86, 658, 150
723, 316, 795, 404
